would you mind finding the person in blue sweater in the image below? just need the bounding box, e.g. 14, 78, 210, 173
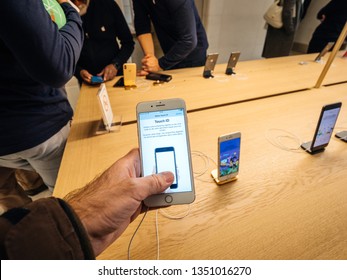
71, 0, 134, 84
132, 0, 209, 75
0, 0, 83, 197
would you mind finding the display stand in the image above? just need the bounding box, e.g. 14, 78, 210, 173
96, 115, 122, 134
300, 141, 325, 155
203, 70, 214, 78
124, 85, 137, 90
96, 83, 122, 134
225, 67, 236, 75
335, 131, 347, 142
211, 169, 238, 185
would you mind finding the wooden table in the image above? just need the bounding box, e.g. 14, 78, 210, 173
76, 52, 347, 125
55, 83, 347, 259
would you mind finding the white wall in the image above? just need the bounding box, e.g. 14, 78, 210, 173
130, 0, 334, 64
202, 0, 274, 62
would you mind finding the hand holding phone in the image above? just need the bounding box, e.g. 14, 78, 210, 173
137, 98, 195, 207
301, 102, 342, 154
211, 132, 241, 184
91, 76, 104, 84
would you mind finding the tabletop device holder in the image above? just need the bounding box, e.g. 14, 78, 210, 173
335, 131, 347, 142
300, 141, 325, 155
203, 70, 214, 78
96, 115, 122, 134
225, 67, 236, 75
124, 85, 137, 90
211, 169, 238, 185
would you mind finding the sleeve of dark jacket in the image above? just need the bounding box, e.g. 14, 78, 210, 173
0, 197, 94, 260
1, 1, 83, 88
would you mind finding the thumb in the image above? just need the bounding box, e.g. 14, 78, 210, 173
138, 172, 174, 199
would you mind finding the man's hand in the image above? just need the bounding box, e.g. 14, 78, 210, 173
141, 54, 162, 73
98, 64, 118, 81
80, 69, 93, 84
65, 148, 174, 256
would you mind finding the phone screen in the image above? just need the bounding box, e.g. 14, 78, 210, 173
155, 147, 177, 188
138, 108, 193, 193
219, 137, 240, 178
312, 106, 341, 148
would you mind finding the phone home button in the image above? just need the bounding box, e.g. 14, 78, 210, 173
165, 195, 173, 204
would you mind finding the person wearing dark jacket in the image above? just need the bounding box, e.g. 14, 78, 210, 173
0, 0, 83, 191
132, 0, 209, 74
0, 148, 174, 259
262, 0, 303, 58
72, 0, 134, 84
307, 0, 347, 53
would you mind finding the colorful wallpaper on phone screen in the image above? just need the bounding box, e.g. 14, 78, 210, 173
219, 138, 240, 176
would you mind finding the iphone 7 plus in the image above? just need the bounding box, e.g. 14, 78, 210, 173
137, 98, 195, 207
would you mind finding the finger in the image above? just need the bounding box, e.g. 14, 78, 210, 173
138, 70, 149, 76
138, 171, 174, 199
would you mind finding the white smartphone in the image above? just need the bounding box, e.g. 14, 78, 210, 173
211, 132, 241, 184
203, 53, 219, 78
137, 98, 195, 207
301, 102, 342, 154
123, 63, 136, 87
314, 42, 334, 62
225, 51, 241, 75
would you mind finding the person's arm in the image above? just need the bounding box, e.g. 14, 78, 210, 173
137, 33, 156, 56
317, 0, 346, 21
132, 0, 158, 74
0, 0, 83, 88
157, 0, 198, 70
99, 1, 135, 81
133, 0, 153, 55
65, 148, 173, 255
111, 2, 135, 69
0, 197, 94, 259
0, 149, 173, 259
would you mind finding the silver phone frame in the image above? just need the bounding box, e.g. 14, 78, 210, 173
137, 98, 195, 207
